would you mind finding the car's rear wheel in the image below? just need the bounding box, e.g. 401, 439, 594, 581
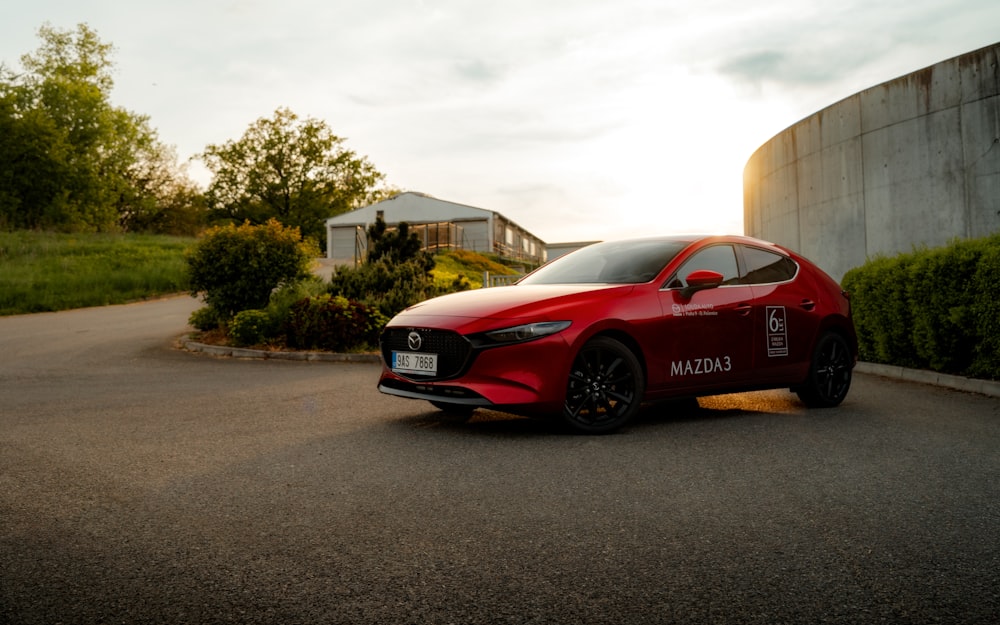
796, 331, 852, 407
562, 336, 644, 434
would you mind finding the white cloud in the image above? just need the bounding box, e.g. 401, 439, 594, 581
2, 0, 998, 243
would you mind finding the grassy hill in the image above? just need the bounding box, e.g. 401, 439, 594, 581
0, 231, 524, 316
430, 248, 522, 289
0, 231, 194, 315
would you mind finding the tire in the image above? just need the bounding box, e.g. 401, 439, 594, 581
796, 331, 853, 407
562, 336, 644, 434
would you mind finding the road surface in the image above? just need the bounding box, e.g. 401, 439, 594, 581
1, 297, 998, 624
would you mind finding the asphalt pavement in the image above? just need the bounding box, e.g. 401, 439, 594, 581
1, 296, 999, 624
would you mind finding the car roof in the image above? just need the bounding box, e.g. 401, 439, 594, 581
598, 234, 785, 249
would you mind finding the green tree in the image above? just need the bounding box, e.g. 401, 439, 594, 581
117, 132, 206, 235
0, 91, 68, 229
199, 107, 384, 245
328, 218, 438, 318
366, 216, 432, 270
0, 23, 201, 232
16, 23, 125, 229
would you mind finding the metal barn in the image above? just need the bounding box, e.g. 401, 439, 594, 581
325, 192, 547, 267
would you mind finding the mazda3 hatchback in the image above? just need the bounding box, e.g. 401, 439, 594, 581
378, 235, 856, 433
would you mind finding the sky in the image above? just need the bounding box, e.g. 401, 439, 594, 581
2, 0, 999, 244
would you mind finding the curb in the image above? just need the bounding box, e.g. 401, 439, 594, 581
181, 339, 381, 363
855, 362, 1000, 398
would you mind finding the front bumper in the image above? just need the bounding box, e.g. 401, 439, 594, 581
376, 332, 571, 412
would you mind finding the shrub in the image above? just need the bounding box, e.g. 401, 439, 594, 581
366, 217, 433, 270
970, 241, 1000, 379
185, 219, 319, 318
843, 254, 919, 366
264, 276, 327, 332
906, 240, 981, 373
842, 233, 1000, 379
189, 305, 225, 331
285, 293, 387, 351
329, 257, 441, 318
228, 309, 272, 347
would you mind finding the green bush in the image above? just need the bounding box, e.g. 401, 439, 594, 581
264, 276, 326, 330
842, 234, 1000, 380
906, 240, 980, 373
329, 257, 441, 318
844, 254, 918, 366
970, 243, 1000, 379
185, 219, 319, 319
188, 305, 225, 331
285, 294, 387, 351
228, 309, 272, 347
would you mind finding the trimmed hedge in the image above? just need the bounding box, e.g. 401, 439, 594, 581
842, 234, 1000, 380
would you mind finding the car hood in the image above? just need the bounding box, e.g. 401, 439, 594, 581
391, 284, 636, 324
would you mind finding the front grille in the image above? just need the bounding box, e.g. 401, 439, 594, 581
380, 327, 473, 380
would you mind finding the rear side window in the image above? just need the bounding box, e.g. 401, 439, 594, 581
741, 246, 798, 284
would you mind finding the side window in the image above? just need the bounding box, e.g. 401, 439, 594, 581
666, 245, 740, 288
741, 246, 798, 284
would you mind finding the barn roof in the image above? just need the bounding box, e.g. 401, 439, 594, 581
325, 192, 494, 227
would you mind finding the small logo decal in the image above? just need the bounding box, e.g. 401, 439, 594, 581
407, 331, 422, 351
766, 306, 788, 357
671, 302, 717, 317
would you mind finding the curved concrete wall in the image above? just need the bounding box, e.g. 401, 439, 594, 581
744, 43, 1000, 281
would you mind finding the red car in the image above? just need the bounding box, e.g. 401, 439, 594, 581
378, 235, 857, 433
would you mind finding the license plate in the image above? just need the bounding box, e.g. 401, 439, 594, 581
392, 351, 438, 375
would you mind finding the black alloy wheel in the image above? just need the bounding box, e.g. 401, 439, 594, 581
563, 336, 644, 434
796, 331, 853, 407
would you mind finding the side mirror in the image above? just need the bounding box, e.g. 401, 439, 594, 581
680, 269, 724, 299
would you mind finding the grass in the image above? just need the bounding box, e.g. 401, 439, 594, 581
0, 234, 526, 317
0, 231, 195, 316
431, 249, 521, 289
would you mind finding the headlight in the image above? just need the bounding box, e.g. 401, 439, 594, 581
484, 321, 571, 344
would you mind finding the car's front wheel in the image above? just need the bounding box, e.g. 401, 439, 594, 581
562, 336, 644, 434
796, 331, 853, 407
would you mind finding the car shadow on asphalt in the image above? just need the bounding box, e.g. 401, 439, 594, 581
394, 391, 804, 438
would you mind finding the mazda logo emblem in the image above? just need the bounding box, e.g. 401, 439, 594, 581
407, 331, 422, 351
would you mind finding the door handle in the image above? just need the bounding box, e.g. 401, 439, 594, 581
735, 303, 752, 317
800, 299, 816, 311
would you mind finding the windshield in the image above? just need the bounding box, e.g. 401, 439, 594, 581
519, 239, 692, 285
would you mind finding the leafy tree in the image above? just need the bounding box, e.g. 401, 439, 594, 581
0, 93, 68, 229
118, 135, 206, 235
200, 107, 385, 245
0, 23, 202, 232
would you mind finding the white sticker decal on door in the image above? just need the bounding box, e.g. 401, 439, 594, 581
766, 306, 789, 357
